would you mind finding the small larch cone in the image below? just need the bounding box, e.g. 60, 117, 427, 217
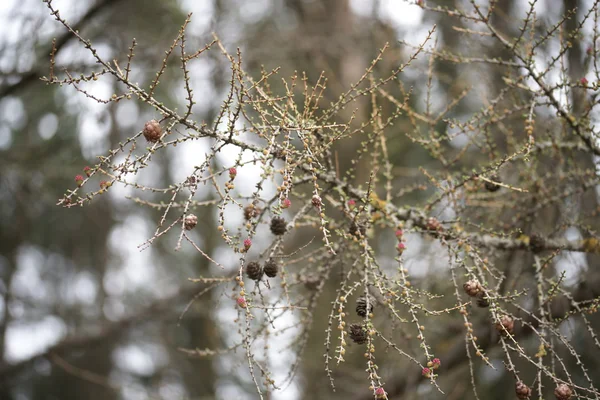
184, 214, 198, 230
356, 294, 375, 317
143, 119, 162, 142
303, 274, 320, 290
515, 381, 531, 399
476, 292, 489, 307
495, 315, 514, 336
349, 221, 366, 238
463, 280, 482, 297
244, 204, 261, 220
270, 217, 287, 235
554, 384, 572, 400
264, 259, 278, 278
529, 233, 545, 253
245, 261, 263, 281
485, 174, 501, 192
348, 323, 368, 344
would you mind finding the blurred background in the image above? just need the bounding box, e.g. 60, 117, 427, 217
1, 0, 599, 399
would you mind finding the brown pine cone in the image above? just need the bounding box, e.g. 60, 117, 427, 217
270, 217, 287, 235
349, 221, 366, 238
529, 233, 545, 253
348, 323, 368, 344
515, 381, 531, 399
264, 259, 279, 278
143, 119, 162, 142
356, 294, 375, 317
184, 214, 198, 230
245, 261, 263, 281
495, 315, 514, 336
463, 280, 482, 297
485, 174, 501, 192
554, 384, 572, 400
244, 204, 261, 220
476, 292, 489, 308
302, 274, 320, 290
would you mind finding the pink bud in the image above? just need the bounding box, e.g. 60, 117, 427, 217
422, 367, 431, 377
348, 199, 356, 207
236, 297, 247, 308
244, 238, 252, 250
229, 167, 237, 179
587, 46, 593, 55
395, 229, 404, 238
397, 242, 406, 253
83, 166, 91, 177
581, 77, 589, 85
432, 358, 441, 369
74, 175, 84, 186
281, 198, 291, 209
375, 387, 386, 398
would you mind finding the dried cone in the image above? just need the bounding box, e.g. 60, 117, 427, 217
245, 261, 263, 281
463, 280, 482, 297
270, 217, 287, 235
264, 259, 278, 278
349, 221, 366, 238
143, 119, 162, 142
554, 384, 572, 400
184, 214, 198, 230
515, 381, 532, 399
529, 233, 545, 253
356, 294, 374, 317
348, 323, 368, 344
244, 204, 261, 220
303, 275, 320, 290
485, 174, 501, 192
495, 315, 514, 336
476, 292, 489, 308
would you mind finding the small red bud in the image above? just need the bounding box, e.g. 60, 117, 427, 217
229, 167, 237, 179
236, 297, 247, 308
422, 367, 431, 378
281, 198, 291, 209
74, 175, 84, 186
397, 242, 406, 253
395, 229, 404, 238
243, 238, 252, 250
432, 358, 441, 369
83, 166, 91, 177
581, 77, 589, 85
375, 387, 386, 398
348, 199, 356, 207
